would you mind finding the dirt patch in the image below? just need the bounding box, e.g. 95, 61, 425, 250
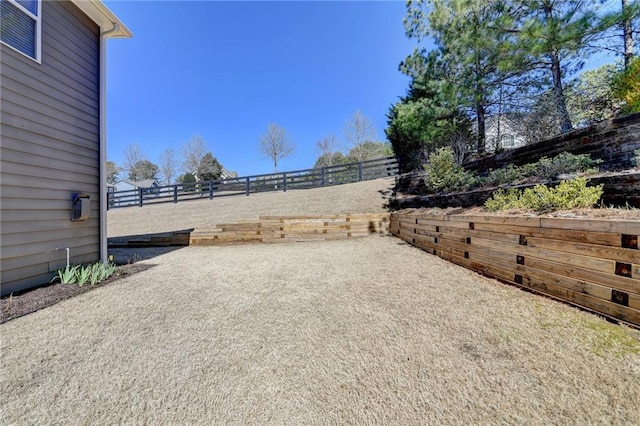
0, 263, 151, 324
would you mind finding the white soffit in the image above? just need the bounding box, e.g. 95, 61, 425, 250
72, 0, 133, 38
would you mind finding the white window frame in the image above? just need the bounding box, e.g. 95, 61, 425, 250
501, 135, 515, 148
1, 0, 42, 63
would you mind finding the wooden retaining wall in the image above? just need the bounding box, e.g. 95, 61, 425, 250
391, 212, 640, 326
190, 214, 390, 246
108, 230, 193, 248
464, 112, 640, 173
392, 172, 640, 210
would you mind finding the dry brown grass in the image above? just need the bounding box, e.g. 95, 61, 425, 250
2, 237, 639, 424
5, 178, 640, 423
107, 177, 396, 237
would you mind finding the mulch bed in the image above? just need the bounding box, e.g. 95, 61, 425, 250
0, 263, 151, 324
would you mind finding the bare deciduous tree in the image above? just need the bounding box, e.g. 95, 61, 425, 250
445, 130, 474, 165
181, 134, 208, 174
343, 110, 378, 162
315, 134, 340, 168
106, 160, 119, 184
259, 123, 295, 173
122, 143, 145, 184
128, 160, 159, 182
158, 148, 178, 185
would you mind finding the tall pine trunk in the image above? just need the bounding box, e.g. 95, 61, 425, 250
543, 5, 572, 134
475, 58, 486, 155
622, 0, 634, 68
476, 103, 486, 155
550, 50, 573, 133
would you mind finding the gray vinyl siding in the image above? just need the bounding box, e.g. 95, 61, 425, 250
0, 0, 101, 295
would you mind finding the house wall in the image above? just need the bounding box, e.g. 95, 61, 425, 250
114, 181, 136, 192
1, 1, 101, 295
485, 120, 527, 152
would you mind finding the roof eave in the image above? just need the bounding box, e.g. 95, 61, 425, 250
72, 0, 133, 38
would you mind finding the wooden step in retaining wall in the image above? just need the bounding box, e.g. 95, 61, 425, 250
190, 213, 390, 246
390, 212, 640, 326
108, 229, 193, 248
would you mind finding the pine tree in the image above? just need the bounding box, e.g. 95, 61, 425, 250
516, 0, 603, 133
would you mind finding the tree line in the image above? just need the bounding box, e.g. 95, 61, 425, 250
387, 0, 640, 172
107, 109, 392, 187
312, 110, 393, 170
106, 135, 223, 186
258, 110, 393, 173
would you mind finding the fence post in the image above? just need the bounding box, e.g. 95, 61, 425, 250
106, 192, 110, 211
138, 188, 144, 207
321, 168, 325, 186
209, 180, 213, 199
358, 162, 363, 181
283, 173, 287, 192
173, 185, 178, 203
245, 177, 250, 196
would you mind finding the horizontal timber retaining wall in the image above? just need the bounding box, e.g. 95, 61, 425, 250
464, 112, 640, 173
190, 214, 390, 246
390, 212, 640, 326
391, 172, 640, 209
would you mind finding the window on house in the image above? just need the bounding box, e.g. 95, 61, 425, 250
501, 135, 515, 148
0, 0, 41, 62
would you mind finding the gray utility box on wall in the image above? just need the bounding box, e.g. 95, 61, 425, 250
71, 193, 91, 221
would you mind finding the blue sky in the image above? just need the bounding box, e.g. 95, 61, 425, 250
104, 1, 416, 177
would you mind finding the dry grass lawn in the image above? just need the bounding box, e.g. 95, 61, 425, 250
107, 177, 396, 237
4, 177, 640, 423
2, 237, 639, 424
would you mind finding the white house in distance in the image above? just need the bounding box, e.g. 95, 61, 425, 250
221, 168, 238, 180
0, 0, 131, 295
112, 179, 160, 193
484, 115, 527, 152
108, 179, 160, 207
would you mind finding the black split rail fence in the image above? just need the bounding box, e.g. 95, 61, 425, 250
107, 156, 399, 209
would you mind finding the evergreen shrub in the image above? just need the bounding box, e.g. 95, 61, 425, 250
424, 147, 477, 193
484, 177, 603, 212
